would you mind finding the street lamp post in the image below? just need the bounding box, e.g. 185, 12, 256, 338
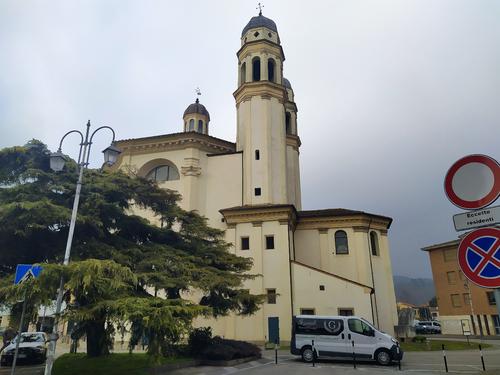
44, 121, 120, 375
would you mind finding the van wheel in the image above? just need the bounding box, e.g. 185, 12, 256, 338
375, 348, 392, 366
301, 346, 315, 363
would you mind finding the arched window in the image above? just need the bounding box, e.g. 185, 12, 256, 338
285, 112, 291, 134
370, 231, 379, 256
252, 57, 261, 81
335, 230, 349, 254
189, 119, 195, 131
145, 164, 180, 182
240, 62, 246, 85
268, 58, 275, 82
198, 120, 203, 133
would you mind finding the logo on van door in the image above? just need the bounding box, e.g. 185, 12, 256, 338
324, 320, 343, 335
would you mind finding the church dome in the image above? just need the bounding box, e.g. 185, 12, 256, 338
183, 98, 210, 121
283, 77, 292, 89
241, 14, 278, 37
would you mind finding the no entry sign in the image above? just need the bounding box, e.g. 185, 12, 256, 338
444, 154, 500, 210
458, 227, 500, 288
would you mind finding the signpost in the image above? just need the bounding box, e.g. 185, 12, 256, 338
10, 264, 42, 375
444, 154, 500, 334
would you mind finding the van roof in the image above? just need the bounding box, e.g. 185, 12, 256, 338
295, 315, 361, 319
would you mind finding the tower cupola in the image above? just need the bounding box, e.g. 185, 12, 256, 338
183, 98, 210, 134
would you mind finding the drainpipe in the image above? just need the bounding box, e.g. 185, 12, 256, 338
367, 218, 379, 328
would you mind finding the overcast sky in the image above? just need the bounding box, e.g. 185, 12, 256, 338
1, 0, 499, 278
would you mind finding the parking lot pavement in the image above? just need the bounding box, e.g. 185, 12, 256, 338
0, 364, 44, 375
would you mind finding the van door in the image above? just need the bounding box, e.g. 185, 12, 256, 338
315, 318, 349, 357
347, 318, 376, 358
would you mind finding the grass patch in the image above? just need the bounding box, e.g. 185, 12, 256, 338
53, 353, 192, 375
400, 340, 492, 352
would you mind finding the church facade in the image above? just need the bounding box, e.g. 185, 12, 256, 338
114, 13, 398, 342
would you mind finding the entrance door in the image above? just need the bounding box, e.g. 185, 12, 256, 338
268, 317, 280, 344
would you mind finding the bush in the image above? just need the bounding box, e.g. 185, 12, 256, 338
188, 327, 213, 355
200, 336, 261, 361
412, 335, 427, 343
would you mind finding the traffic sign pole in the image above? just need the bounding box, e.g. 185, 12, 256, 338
10, 289, 27, 375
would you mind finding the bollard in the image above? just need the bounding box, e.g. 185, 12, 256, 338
479, 344, 486, 371
442, 344, 448, 373
397, 342, 401, 370
275, 341, 278, 365
312, 339, 315, 367
352, 340, 356, 369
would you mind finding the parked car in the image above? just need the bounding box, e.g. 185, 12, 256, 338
0, 332, 48, 366
291, 315, 403, 366
415, 321, 441, 334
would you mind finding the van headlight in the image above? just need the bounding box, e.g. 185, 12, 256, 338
391, 338, 398, 344
33, 346, 45, 353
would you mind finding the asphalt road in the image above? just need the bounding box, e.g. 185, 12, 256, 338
0, 364, 44, 375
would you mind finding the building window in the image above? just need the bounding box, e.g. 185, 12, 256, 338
492, 315, 500, 335
370, 231, 379, 256
458, 270, 465, 281
300, 308, 315, 315
255, 150, 260, 160
268, 58, 275, 82
252, 57, 261, 81
319, 285, 325, 291
338, 308, 354, 316
463, 293, 471, 306
255, 187, 261, 196
267, 289, 276, 304
189, 119, 195, 131
487, 292, 496, 305
451, 294, 462, 307
443, 248, 457, 261
145, 164, 180, 182
265, 235, 275, 249
241, 237, 250, 250
240, 62, 246, 85
197, 120, 203, 133
447, 271, 457, 285
334, 230, 349, 254
285, 112, 291, 134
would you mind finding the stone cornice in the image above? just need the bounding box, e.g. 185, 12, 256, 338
237, 39, 285, 61
296, 215, 390, 232
286, 135, 301, 150
220, 204, 297, 228
114, 132, 235, 160
233, 81, 286, 105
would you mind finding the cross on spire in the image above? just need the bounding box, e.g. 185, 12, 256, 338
256, 2, 264, 16
195, 87, 201, 103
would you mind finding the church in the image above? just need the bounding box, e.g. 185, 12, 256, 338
114, 12, 398, 343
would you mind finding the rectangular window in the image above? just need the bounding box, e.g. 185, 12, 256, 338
255, 150, 260, 160
338, 308, 354, 316
447, 271, 457, 285
267, 289, 276, 304
492, 315, 500, 335
458, 270, 465, 281
295, 318, 344, 336
463, 293, 471, 306
486, 291, 496, 305
265, 235, 275, 249
300, 308, 315, 315
319, 285, 325, 291
451, 294, 462, 307
241, 237, 250, 250
443, 249, 457, 262
255, 187, 261, 196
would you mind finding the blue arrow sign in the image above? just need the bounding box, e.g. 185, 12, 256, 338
14, 264, 43, 285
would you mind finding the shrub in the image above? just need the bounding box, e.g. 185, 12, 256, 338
188, 327, 213, 355
200, 336, 261, 360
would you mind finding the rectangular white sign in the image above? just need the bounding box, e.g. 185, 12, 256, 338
453, 205, 500, 231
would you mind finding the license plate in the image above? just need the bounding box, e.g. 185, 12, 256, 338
17, 354, 27, 358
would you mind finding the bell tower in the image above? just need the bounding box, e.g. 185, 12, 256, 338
235, 11, 301, 207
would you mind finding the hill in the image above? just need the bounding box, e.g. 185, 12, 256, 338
393, 275, 435, 306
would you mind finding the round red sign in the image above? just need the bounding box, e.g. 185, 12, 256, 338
458, 227, 500, 288
444, 154, 500, 210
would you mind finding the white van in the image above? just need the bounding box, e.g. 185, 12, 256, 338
290, 315, 403, 365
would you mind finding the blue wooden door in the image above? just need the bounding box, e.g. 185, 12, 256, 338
268, 317, 280, 344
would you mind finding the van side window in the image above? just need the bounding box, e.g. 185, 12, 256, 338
295, 318, 344, 336
348, 318, 374, 336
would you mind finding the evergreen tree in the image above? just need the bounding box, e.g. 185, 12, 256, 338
0, 140, 261, 357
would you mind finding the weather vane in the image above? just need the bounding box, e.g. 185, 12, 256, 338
256, 2, 264, 16
195, 87, 201, 102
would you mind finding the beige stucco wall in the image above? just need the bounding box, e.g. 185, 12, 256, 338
291, 262, 373, 321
